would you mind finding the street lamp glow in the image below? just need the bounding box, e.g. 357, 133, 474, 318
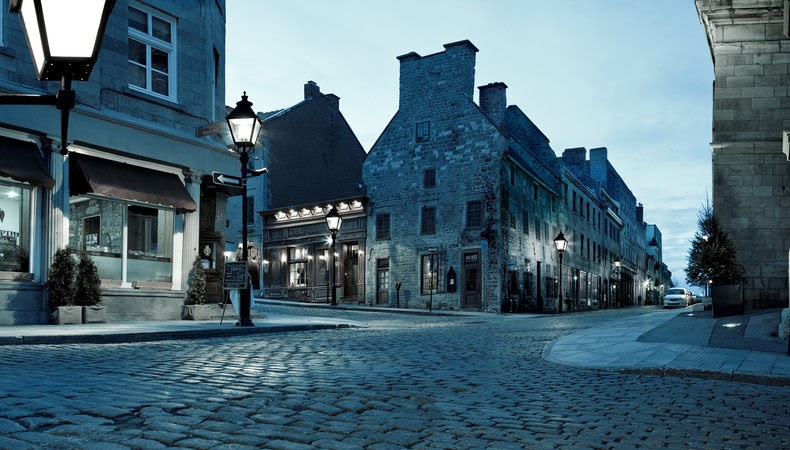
12, 0, 116, 81
226, 92, 262, 147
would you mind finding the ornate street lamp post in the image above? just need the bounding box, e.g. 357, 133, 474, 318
226, 92, 262, 327
325, 206, 342, 306
3, 0, 116, 154
553, 231, 568, 314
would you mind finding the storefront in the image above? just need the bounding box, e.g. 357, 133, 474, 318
262, 198, 367, 304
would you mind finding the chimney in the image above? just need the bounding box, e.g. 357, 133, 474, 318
397, 40, 478, 110
304, 80, 321, 100
637, 203, 644, 224
562, 147, 587, 165
478, 82, 507, 129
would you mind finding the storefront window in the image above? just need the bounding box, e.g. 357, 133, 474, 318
288, 246, 308, 287
0, 180, 32, 273
70, 196, 174, 284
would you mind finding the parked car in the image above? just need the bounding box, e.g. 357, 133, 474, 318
663, 288, 693, 308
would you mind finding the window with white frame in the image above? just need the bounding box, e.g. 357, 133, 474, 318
0, 179, 33, 275
128, 2, 176, 100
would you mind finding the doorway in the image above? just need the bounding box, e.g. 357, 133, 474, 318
376, 258, 389, 305
343, 242, 359, 298
461, 251, 481, 309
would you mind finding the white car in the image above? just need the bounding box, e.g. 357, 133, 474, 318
663, 288, 693, 308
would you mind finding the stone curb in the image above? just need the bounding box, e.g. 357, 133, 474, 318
0, 323, 354, 346
617, 366, 790, 387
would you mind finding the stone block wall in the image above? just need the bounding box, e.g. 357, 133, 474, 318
697, 0, 790, 308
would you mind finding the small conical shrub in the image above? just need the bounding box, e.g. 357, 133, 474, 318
185, 255, 207, 305
46, 247, 76, 311
75, 251, 102, 306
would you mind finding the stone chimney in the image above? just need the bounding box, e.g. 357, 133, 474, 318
562, 147, 587, 165
397, 40, 479, 110
478, 82, 507, 129
304, 80, 321, 100
636, 203, 644, 224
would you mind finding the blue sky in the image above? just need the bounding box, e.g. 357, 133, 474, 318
226, 1, 714, 292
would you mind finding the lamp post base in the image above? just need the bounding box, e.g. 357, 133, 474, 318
236, 319, 255, 327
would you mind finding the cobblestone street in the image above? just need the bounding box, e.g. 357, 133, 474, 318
0, 306, 788, 449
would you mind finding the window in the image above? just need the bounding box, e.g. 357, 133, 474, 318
572, 191, 577, 212
416, 121, 430, 143
288, 247, 307, 287
128, 2, 176, 100
534, 218, 541, 241
421, 206, 436, 235
784, 131, 789, 161
421, 253, 445, 294
0, 181, 33, 274
70, 197, 174, 284
376, 213, 390, 240
522, 210, 529, 235
533, 183, 538, 201
466, 200, 483, 228
510, 165, 515, 185
423, 168, 436, 188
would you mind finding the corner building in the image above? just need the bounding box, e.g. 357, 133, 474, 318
696, 0, 790, 310
363, 40, 666, 312
0, 1, 237, 323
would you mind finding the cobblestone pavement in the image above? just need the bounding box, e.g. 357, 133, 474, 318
0, 306, 788, 449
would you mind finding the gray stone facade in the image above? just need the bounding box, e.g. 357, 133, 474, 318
0, 1, 237, 323
363, 41, 666, 312
696, 0, 790, 309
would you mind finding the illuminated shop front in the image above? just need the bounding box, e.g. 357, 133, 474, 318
262, 198, 367, 304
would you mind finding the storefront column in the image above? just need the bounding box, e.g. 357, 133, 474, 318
178, 171, 203, 290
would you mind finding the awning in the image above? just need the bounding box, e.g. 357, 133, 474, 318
0, 136, 55, 189
69, 154, 196, 213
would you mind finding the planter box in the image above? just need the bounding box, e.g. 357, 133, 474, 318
53, 306, 82, 325
83, 305, 107, 323
182, 304, 213, 321
712, 284, 744, 318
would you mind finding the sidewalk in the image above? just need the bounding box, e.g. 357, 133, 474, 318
543, 306, 790, 386
0, 313, 358, 346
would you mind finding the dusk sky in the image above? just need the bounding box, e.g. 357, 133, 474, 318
226, 1, 714, 292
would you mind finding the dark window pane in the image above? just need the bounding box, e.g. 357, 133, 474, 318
423, 168, 436, 188
152, 72, 169, 96
128, 63, 146, 89
128, 39, 146, 65
152, 16, 171, 42
151, 48, 168, 72
421, 206, 436, 235
128, 6, 148, 33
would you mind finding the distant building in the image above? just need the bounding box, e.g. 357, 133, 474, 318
251, 82, 367, 303
0, 1, 237, 323
696, 0, 789, 309
362, 41, 667, 312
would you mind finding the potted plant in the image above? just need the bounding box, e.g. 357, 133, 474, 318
46, 247, 81, 324
183, 255, 211, 320
76, 250, 105, 323
686, 200, 744, 318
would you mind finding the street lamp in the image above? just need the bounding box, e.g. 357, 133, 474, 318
325, 206, 342, 306
3, 0, 117, 154
226, 92, 262, 327
553, 231, 568, 314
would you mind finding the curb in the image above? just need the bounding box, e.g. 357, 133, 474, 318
0, 323, 354, 346
618, 366, 790, 387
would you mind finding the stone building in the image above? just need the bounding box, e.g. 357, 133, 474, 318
362, 41, 666, 312
696, 0, 789, 309
0, 1, 238, 323
256, 82, 368, 303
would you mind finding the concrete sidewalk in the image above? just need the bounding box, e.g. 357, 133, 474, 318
0, 313, 358, 346
543, 307, 790, 386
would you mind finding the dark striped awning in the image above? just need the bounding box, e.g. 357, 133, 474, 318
0, 136, 55, 189
69, 153, 196, 213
